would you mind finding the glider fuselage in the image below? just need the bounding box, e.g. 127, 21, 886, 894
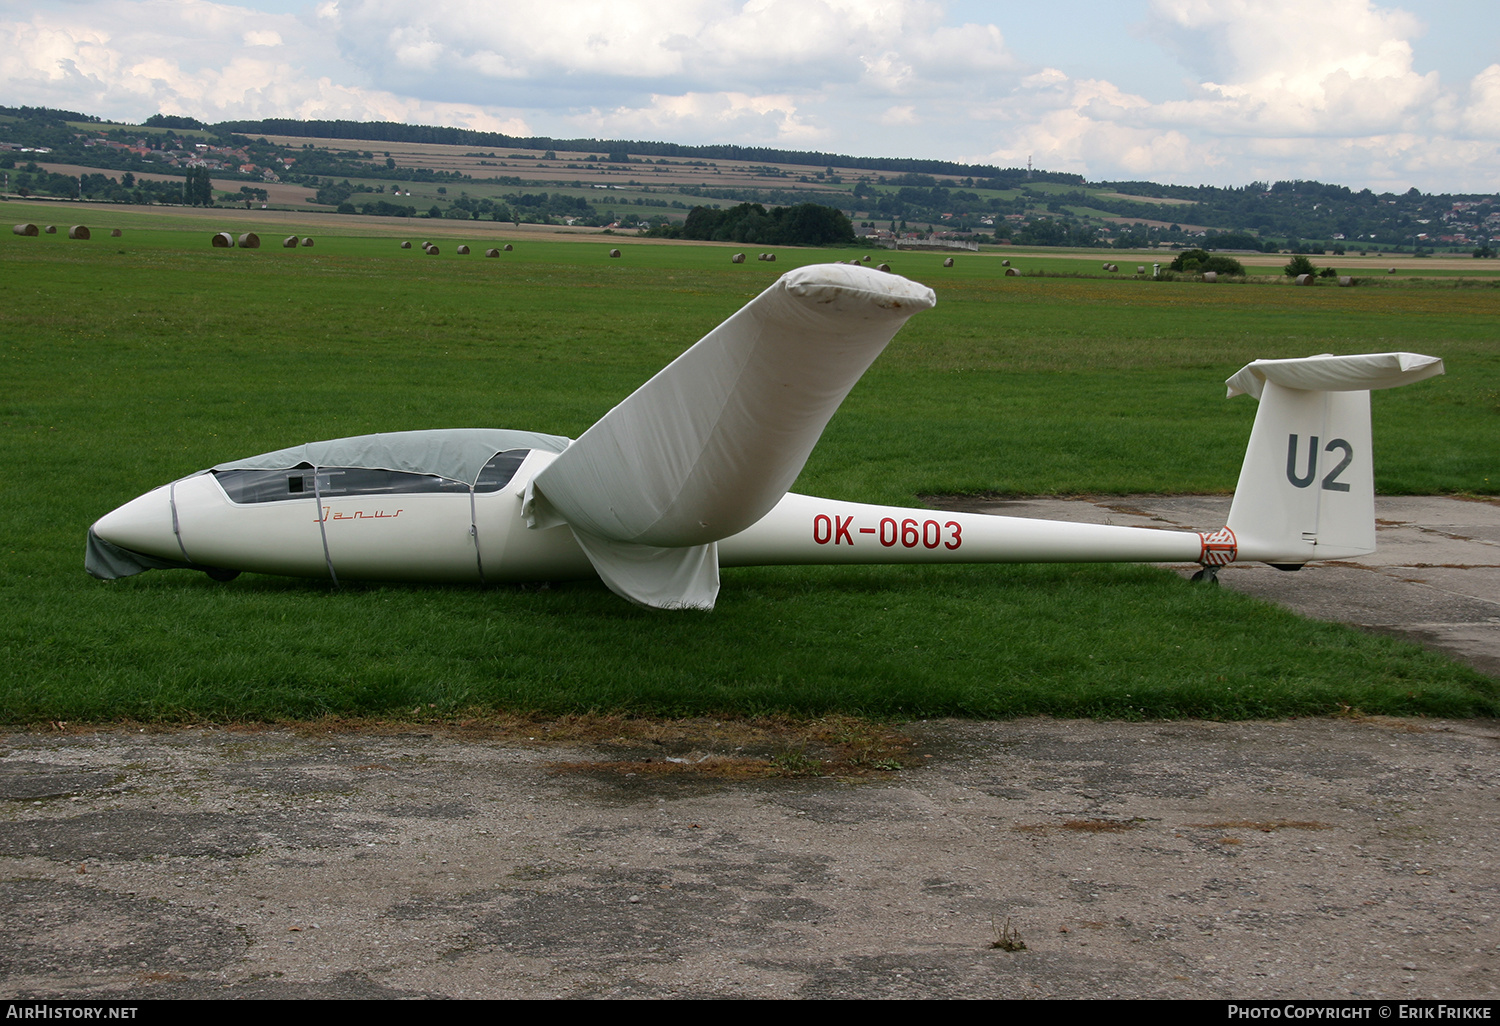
91, 445, 1226, 587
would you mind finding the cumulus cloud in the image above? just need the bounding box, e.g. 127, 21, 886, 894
1, 0, 1496, 191
324, 0, 1016, 104
1139, 0, 1441, 137
0, 0, 536, 131
966, 0, 1500, 191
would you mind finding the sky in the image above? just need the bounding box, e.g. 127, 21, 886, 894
3, 0, 1498, 193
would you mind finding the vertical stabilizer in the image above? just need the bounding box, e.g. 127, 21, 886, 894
1224, 353, 1442, 564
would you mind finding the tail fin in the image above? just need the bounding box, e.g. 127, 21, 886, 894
1224, 353, 1443, 564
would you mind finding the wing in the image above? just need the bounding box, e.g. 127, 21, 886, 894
525, 263, 936, 609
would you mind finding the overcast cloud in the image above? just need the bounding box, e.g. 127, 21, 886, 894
3, 0, 1497, 192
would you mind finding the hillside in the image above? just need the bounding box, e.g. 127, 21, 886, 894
2, 105, 1496, 255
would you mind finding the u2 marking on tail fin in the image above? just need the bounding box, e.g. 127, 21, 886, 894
1286, 434, 1354, 491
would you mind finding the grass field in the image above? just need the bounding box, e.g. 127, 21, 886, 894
3, 204, 1496, 723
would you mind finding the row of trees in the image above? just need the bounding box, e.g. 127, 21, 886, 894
647, 202, 855, 246
2, 164, 215, 206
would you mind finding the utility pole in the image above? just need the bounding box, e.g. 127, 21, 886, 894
1027, 155, 1032, 180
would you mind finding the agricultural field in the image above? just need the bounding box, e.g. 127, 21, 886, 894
2, 203, 1496, 724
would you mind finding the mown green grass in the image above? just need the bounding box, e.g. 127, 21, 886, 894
2, 217, 1496, 722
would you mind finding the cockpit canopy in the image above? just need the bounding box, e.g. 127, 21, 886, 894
214, 450, 533, 504
206, 427, 573, 504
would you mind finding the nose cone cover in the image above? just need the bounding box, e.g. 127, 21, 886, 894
93, 485, 179, 556
86, 483, 191, 578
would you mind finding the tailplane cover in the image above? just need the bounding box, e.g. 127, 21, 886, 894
1225, 352, 1443, 563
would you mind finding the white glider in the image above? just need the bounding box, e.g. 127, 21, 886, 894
87, 263, 1444, 610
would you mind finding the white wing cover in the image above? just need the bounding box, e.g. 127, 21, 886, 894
526, 264, 936, 609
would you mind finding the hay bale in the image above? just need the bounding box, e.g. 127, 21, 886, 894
45, 225, 57, 234
111, 228, 122, 238
426, 245, 439, 255
283, 236, 299, 248
1295, 273, 1314, 286
1387, 267, 1396, 274
12, 223, 37, 237
301, 237, 313, 247
211, 232, 233, 248
1339, 276, 1354, 287
456, 244, 470, 255
237, 232, 260, 249
503, 243, 513, 252
943, 257, 954, 267
766, 253, 775, 262
1203, 271, 1217, 283
1103, 262, 1111, 270
1136, 265, 1145, 274
1108, 264, 1118, 272
862, 255, 870, 262
1004, 266, 1020, 276
877, 263, 891, 273
485, 248, 499, 258
731, 253, 745, 264
609, 248, 621, 258
400, 241, 412, 249
1001, 259, 1011, 267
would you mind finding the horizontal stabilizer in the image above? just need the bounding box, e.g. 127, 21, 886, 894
1225, 352, 1444, 399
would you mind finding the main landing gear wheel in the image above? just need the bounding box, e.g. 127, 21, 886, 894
204, 567, 241, 582
1190, 566, 1220, 585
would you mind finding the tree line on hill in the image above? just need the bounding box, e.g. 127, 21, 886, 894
4, 106, 1495, 255
214, 116, 1080, 184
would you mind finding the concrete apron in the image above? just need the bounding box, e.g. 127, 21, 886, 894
3, 718, 1498, 999
934, 495, 1500, 681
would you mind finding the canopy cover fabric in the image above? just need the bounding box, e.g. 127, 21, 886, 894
1225, 352, 1444, 400
87, 428, 574, 580
212, 428, 572, 486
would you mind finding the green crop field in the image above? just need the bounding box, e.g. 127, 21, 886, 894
2, 204, 1496, 723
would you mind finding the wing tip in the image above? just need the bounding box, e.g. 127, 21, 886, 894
781, 263, 937, 313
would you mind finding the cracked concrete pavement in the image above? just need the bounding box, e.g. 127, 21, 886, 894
2, 717, 1496, 999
